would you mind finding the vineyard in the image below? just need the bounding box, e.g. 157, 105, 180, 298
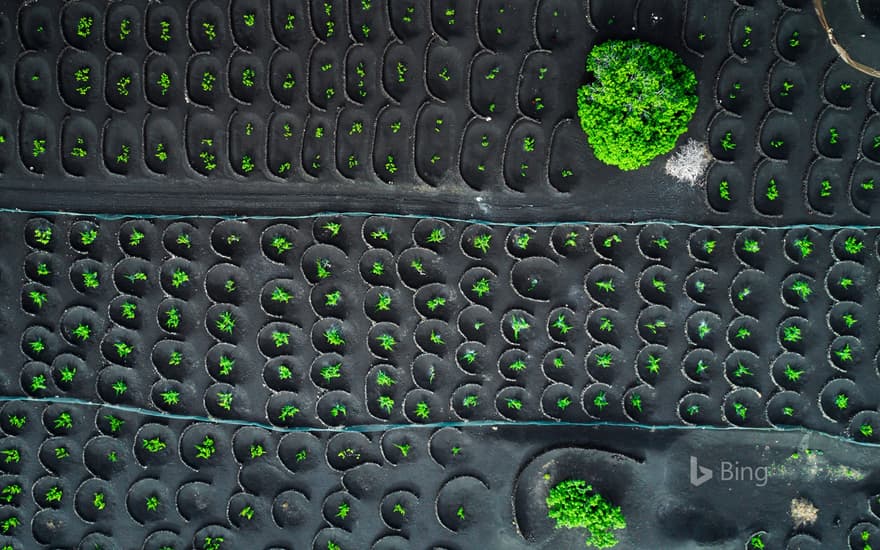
0, 0, 878, 549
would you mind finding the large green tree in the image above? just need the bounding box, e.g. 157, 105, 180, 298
546, 479, 626, 548
577, 40, 698, 171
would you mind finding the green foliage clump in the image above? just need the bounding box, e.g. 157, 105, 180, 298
546, 479, 626, 549
576, 40, 698, 171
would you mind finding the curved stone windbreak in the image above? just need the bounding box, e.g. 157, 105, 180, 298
7, 212, 880, 443
0, 0, 878, 224
0, 399, 875, 548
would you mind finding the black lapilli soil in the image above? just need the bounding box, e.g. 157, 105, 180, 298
0, 0, 878, 224
1, 0, 880, 548
6, 212, 880, 440
0, 400, 877, 548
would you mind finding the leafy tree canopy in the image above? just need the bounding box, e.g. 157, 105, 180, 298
546, 479, 626, 548
577, 39, 698, 171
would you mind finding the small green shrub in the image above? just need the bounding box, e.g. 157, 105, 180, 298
576, 40, 698, 170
